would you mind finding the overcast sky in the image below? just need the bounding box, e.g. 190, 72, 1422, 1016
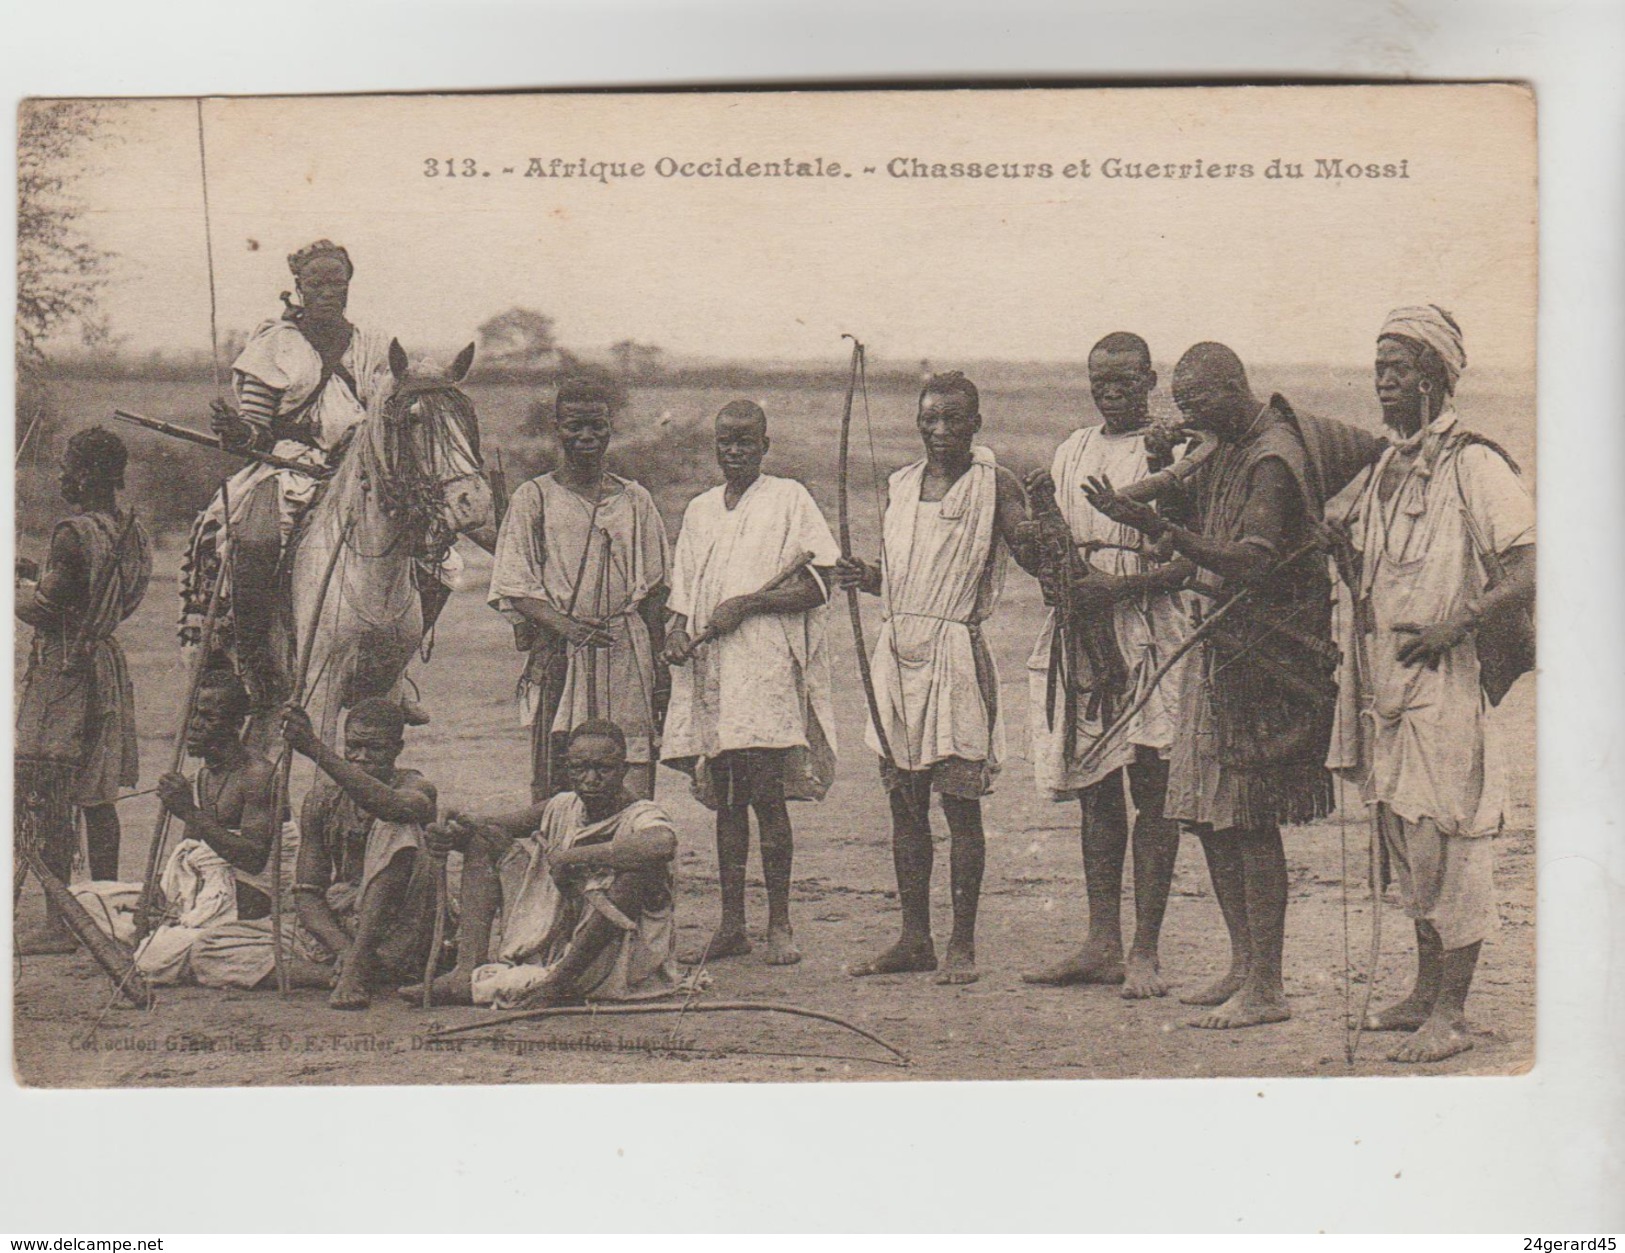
47, 87, 1535, 372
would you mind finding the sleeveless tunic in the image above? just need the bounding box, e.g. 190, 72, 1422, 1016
1166, 399, 1338, 830
866, 446, 1008, 782
16, 509, 152, 805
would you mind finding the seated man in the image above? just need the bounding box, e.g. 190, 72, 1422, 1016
75, 669, 279, 984
191, 698, 437, 1009
409, 719, 680, 1009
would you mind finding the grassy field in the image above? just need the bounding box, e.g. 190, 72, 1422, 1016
12, 365, 1535, 1086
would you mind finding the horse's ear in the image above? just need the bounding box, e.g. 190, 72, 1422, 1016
449, 342, 476, 384
388, 339, 409, 381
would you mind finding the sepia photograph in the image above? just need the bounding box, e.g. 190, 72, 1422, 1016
12, 84, 1538, 1089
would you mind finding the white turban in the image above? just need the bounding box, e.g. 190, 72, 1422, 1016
1380, 305, 1467, 391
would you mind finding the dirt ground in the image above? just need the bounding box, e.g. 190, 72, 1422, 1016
12, 538, 1536, 1088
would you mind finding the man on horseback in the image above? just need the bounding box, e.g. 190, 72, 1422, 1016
183, 239, 395, 714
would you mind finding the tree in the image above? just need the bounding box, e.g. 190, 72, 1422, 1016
610, 338, 665, 382
17, 100, 114, 377
476, 307, 558, 372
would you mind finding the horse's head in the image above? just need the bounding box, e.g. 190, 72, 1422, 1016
363, 339, 494, 552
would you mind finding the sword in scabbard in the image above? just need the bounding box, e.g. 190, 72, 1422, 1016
110, 409, 329, 476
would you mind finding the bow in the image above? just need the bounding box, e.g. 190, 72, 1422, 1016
1073, 531, 1326, 778
836, 335, 896, 768
427, 998, 909, 1067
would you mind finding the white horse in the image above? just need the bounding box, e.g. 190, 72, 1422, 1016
290, 340, 493, 738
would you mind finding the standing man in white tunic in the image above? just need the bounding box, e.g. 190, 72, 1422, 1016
661, 400, 840, 967
1338, 306, 1534, 1063
1018, 333, 1198, 999
837, 372, 1031, 986
488, 378, 671, 801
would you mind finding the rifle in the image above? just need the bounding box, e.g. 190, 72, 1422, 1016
685, 550, 817, 651
110, 409, 329, 476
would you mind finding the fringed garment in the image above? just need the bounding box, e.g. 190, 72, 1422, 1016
1167, 399, 1338, 831
16, 510, 152, 807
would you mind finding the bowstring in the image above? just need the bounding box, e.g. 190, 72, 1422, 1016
856, 346, 919, 779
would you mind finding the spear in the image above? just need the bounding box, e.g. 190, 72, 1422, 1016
684, 550, 817, 651
267, 512, 355, 993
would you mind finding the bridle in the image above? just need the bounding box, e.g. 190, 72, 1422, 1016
355, 376, 482, 564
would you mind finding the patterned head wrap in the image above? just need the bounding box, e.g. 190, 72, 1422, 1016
288, 239, 354, 280
1379, 305, 1466, 392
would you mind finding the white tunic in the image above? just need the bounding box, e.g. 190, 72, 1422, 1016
1342, 411, 1534, 837
1025, 425, 1197, 796
662, 474, 841, 768
202, 319, 396, 537
866, 446, 1007, 772
473, 793, 681, 1008
233, 318, 395, 454
487, 473, 670, 763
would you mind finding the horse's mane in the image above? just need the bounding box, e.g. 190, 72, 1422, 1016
296, 367, 481, 558
353, 370, 481, 514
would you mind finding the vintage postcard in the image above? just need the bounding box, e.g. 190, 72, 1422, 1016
12, 85, 1536, 1087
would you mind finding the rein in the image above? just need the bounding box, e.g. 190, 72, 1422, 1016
354, 379, 480, 564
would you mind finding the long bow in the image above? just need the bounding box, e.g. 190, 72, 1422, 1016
836, 335, 895, 767
1074, 531, 1326, 777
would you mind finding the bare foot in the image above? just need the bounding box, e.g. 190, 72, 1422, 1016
848, 937, 937, 977
328, 977, 371, 1010
398, 968, 473, 1007
1021, 941, 1124, 987
934, 940, 979, 986
1190, 989, 1291, 1029
679, 926, 751, 965
1121, 951, 1170, 999
764, 925, 802, 966
1388, 1014, 1474, 1063
1363, 994, 1434, 1032
16, 923, 78, 957
1179, 966, 1247, 1006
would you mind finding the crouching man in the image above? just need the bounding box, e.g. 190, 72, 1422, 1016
192, 698, 438, 1009
408, 719, 681, 1009
74, 669, 279, 984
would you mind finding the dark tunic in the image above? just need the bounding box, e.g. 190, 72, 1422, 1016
16, 509, 152, 805
1167, 397, 1339, 830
